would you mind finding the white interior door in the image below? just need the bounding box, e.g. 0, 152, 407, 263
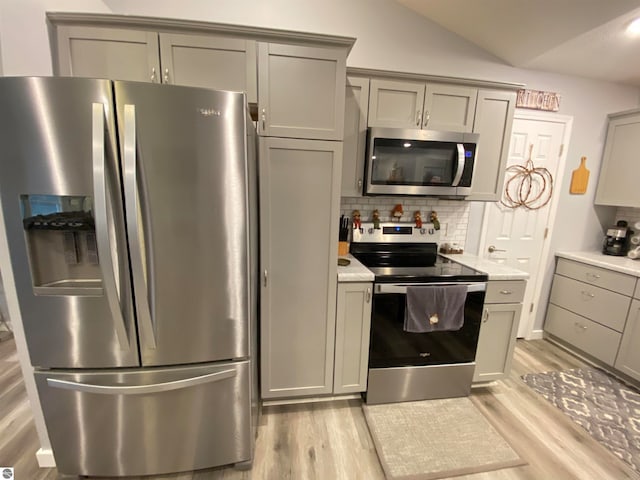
479, 112, 572, 338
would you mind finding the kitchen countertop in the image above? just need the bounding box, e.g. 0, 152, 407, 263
556, 251, 640, 277
439, 253, 530, 281
337, 254, 375, 282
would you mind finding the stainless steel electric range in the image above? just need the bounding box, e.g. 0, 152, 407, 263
350, 223, 488, 405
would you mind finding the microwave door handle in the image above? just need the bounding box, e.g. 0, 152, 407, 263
451, 144, 466, 186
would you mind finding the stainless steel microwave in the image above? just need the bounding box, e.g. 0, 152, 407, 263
364, 127, 479, 197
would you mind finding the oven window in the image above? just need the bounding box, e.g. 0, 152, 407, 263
370, 139, 457, 186
368, 290, 484, 367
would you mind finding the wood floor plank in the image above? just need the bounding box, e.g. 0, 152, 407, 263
1, 337, 639, 479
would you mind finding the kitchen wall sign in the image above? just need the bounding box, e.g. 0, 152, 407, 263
516, 89, 561, 112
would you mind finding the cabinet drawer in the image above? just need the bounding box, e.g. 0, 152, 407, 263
556, 258, 635, 295
549, 274, 630, 332
545, 304, 621, 366
485, 280, 525, 304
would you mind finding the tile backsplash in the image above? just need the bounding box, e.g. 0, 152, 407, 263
340, 196, 470, 249
615, 207, 640, 231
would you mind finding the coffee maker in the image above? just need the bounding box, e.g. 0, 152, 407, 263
603, 220, 632, 256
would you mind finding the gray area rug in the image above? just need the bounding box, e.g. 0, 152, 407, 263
522, 367, 640, 472
363, 397, 525, 480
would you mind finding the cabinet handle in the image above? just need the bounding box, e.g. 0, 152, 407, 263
482, 308, 489, 323
416, 110, 421, 127
261, 108, 266, 132
357, 178, 363, 189
586, 272, 601, 280
263, 270, 268, 287
366, 287, 371, 303
499, 290, 513, 295
423, 110, 430, 127
163, 68, 170, 83
574, 322, 588, 331
581, 290, 595, 299
150, 67, 156, 83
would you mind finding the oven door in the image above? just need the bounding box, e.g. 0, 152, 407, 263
369, 282, 486, 368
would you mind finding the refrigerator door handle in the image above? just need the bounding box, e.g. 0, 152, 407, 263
92, 103, 129, 349
46, 368, 237, 395
123, 104, 157, 349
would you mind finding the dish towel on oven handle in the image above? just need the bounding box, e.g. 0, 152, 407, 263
403, 285, 468, 333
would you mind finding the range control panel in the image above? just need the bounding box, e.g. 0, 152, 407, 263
351, 222, 441, 244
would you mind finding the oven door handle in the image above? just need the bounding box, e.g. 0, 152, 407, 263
374, 282, 487, 294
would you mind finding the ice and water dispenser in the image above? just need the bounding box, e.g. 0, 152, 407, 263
21, 194, 102, 295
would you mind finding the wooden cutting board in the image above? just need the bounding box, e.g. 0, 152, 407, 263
570, 157, 590, 194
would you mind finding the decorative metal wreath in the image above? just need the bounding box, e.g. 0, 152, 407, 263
501, 144, 553, 210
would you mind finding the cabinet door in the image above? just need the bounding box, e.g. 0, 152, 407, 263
473, 303, 521, 382
159, 33, 257, 103
595, 112, 640, 207
341, 76, 370, 197
259, 137, 342, 399
615, 300, 640, 381
423, 84, 477, 132
258, 43, 346, 140
55, 26, 160, 82
367, 79, 425, 129
467, 90, 516, 201
334, 282, 372, 394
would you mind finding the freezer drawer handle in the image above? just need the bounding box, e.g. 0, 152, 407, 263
46, 368, 237, 395
92, 103, 129, 349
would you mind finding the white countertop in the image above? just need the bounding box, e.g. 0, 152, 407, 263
337, 254, 375, 282
556, 251, 640, 277
439, 253, 530, 281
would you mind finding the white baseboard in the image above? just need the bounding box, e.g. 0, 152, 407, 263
36, 448, 55, 468
526, 329, 544, 340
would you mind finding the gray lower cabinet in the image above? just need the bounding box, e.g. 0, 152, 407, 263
334, 282, 372, 394
341, 76, 370, 196
544, 257, 634, 369
54, 25, 160, 82
257, 42, 346, 140
467, 89, 517, 201
473, 280, 524, 382
259, 137, 342, 399
615, 300, 640, 381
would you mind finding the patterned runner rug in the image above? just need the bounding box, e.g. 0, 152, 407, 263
522, 367, 640, 472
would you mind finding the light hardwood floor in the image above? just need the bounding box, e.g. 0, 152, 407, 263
1, 338, 638, 480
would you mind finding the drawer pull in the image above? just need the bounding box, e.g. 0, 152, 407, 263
574, 322, 588, 331
499, 290, 513, 295
586, 273, 601, 280
581, 290, 595, 299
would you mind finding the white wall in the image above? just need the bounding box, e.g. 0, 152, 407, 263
0, 0, 640, 457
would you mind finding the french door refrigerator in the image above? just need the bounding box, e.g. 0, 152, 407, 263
0, 77, 259, 477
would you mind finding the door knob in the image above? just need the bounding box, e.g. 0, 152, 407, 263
488, 245, 506, 253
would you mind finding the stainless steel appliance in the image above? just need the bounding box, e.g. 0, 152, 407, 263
364, 127, 479, 197
350, 223, 487, 405
603, 220, 632, 256
0, 77, 258, 477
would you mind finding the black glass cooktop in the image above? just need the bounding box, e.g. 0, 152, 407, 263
368, 257, 488, 283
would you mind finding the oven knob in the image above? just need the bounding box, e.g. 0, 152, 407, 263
428, 228, 435, 235
368, 228, 374, 234
420, 228, 426, 234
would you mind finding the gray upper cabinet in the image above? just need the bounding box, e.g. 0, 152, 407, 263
257, 43, 346, 140
158, 33, 257, 103
595, 109, 640, 207
54, 25, 160, 82
259, 137, 342, 399
467, 89, 517, 201
367, 79, 477, 132
53, 25, 258, 101
341, 76, 370, 197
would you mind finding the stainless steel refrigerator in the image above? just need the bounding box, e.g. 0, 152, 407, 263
0, 77, 259, 477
